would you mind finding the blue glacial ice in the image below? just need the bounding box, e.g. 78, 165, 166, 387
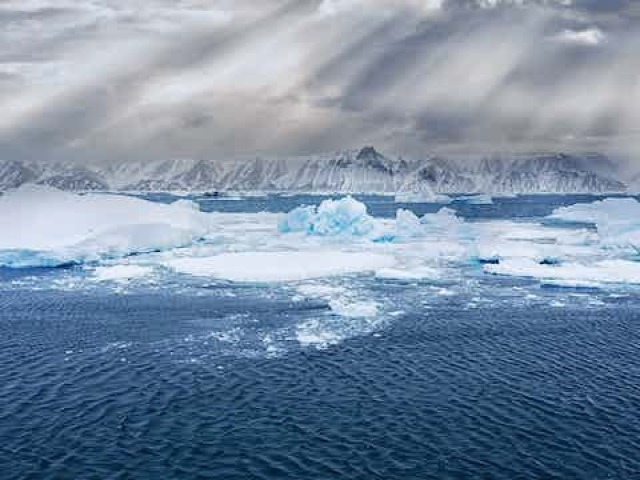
279, 196, 464, 242
278, 196, 375, 236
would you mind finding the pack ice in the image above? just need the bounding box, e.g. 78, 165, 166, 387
0, 185, 213, 267
484, 198, 640, 286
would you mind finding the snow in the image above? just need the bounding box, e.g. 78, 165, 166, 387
279, 196, 375, 236
4, 151, 624, 194
165, 251, 395, 282
0, 185, 214, 267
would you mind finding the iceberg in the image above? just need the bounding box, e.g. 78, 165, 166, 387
279, 196, 375, 236
386, 207, 464, 241
394, 209, 424, 238
0, 185, 214, 267
550, 198, 640, 250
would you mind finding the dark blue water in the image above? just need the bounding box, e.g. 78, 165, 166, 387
2, 195, 640, 479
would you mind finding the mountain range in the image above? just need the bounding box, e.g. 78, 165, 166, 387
0, 147, 632, 194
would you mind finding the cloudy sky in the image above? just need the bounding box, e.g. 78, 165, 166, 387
0, 0, 639, 163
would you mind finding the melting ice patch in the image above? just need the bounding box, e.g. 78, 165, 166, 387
0, 185, 214, 267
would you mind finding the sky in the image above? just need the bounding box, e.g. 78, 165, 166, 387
0, 0, 639, 164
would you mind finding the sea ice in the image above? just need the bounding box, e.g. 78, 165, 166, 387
0, 185, 214, 267
375, 266, 441, 281
165, 251, 395, 282
485, 258, 640, 285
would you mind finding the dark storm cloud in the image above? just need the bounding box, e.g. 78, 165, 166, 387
0, 0, 638, 163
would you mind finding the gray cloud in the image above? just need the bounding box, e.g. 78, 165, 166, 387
0, 0, 638, 164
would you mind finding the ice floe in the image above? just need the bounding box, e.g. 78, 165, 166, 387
485, 258, 640, 286
165, 251, 395, 282
0, 185, 214, 267
550, 198, 640, 251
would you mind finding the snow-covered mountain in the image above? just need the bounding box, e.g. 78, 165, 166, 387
0, 147, 629, 194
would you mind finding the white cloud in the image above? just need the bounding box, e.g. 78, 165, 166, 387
318, 0, 443, 17
553, 27, 605, 46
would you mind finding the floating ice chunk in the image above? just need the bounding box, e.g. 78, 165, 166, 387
420, 207, 463, 228
395, 191, 452, 204
296, 283, 346, 299
171, 199, 200, 211
550, 198, 639, 225
485, 258, 640, 285
375, 266, 441, 281
0, 185, 214, 267
550, 198, 640, 250
92, 265, 154, 282
328, 298, 379, 317
165, 251, 395, 282
392, 207, 463, 240
540, 279, 603, 289
296, 319, 342, 348
279, 196, 374, 236
278, 205, 316, 233
394, 209, 423, 238
456, 194, 493, 205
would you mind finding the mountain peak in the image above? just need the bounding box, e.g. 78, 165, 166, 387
356, 146, 382, 161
